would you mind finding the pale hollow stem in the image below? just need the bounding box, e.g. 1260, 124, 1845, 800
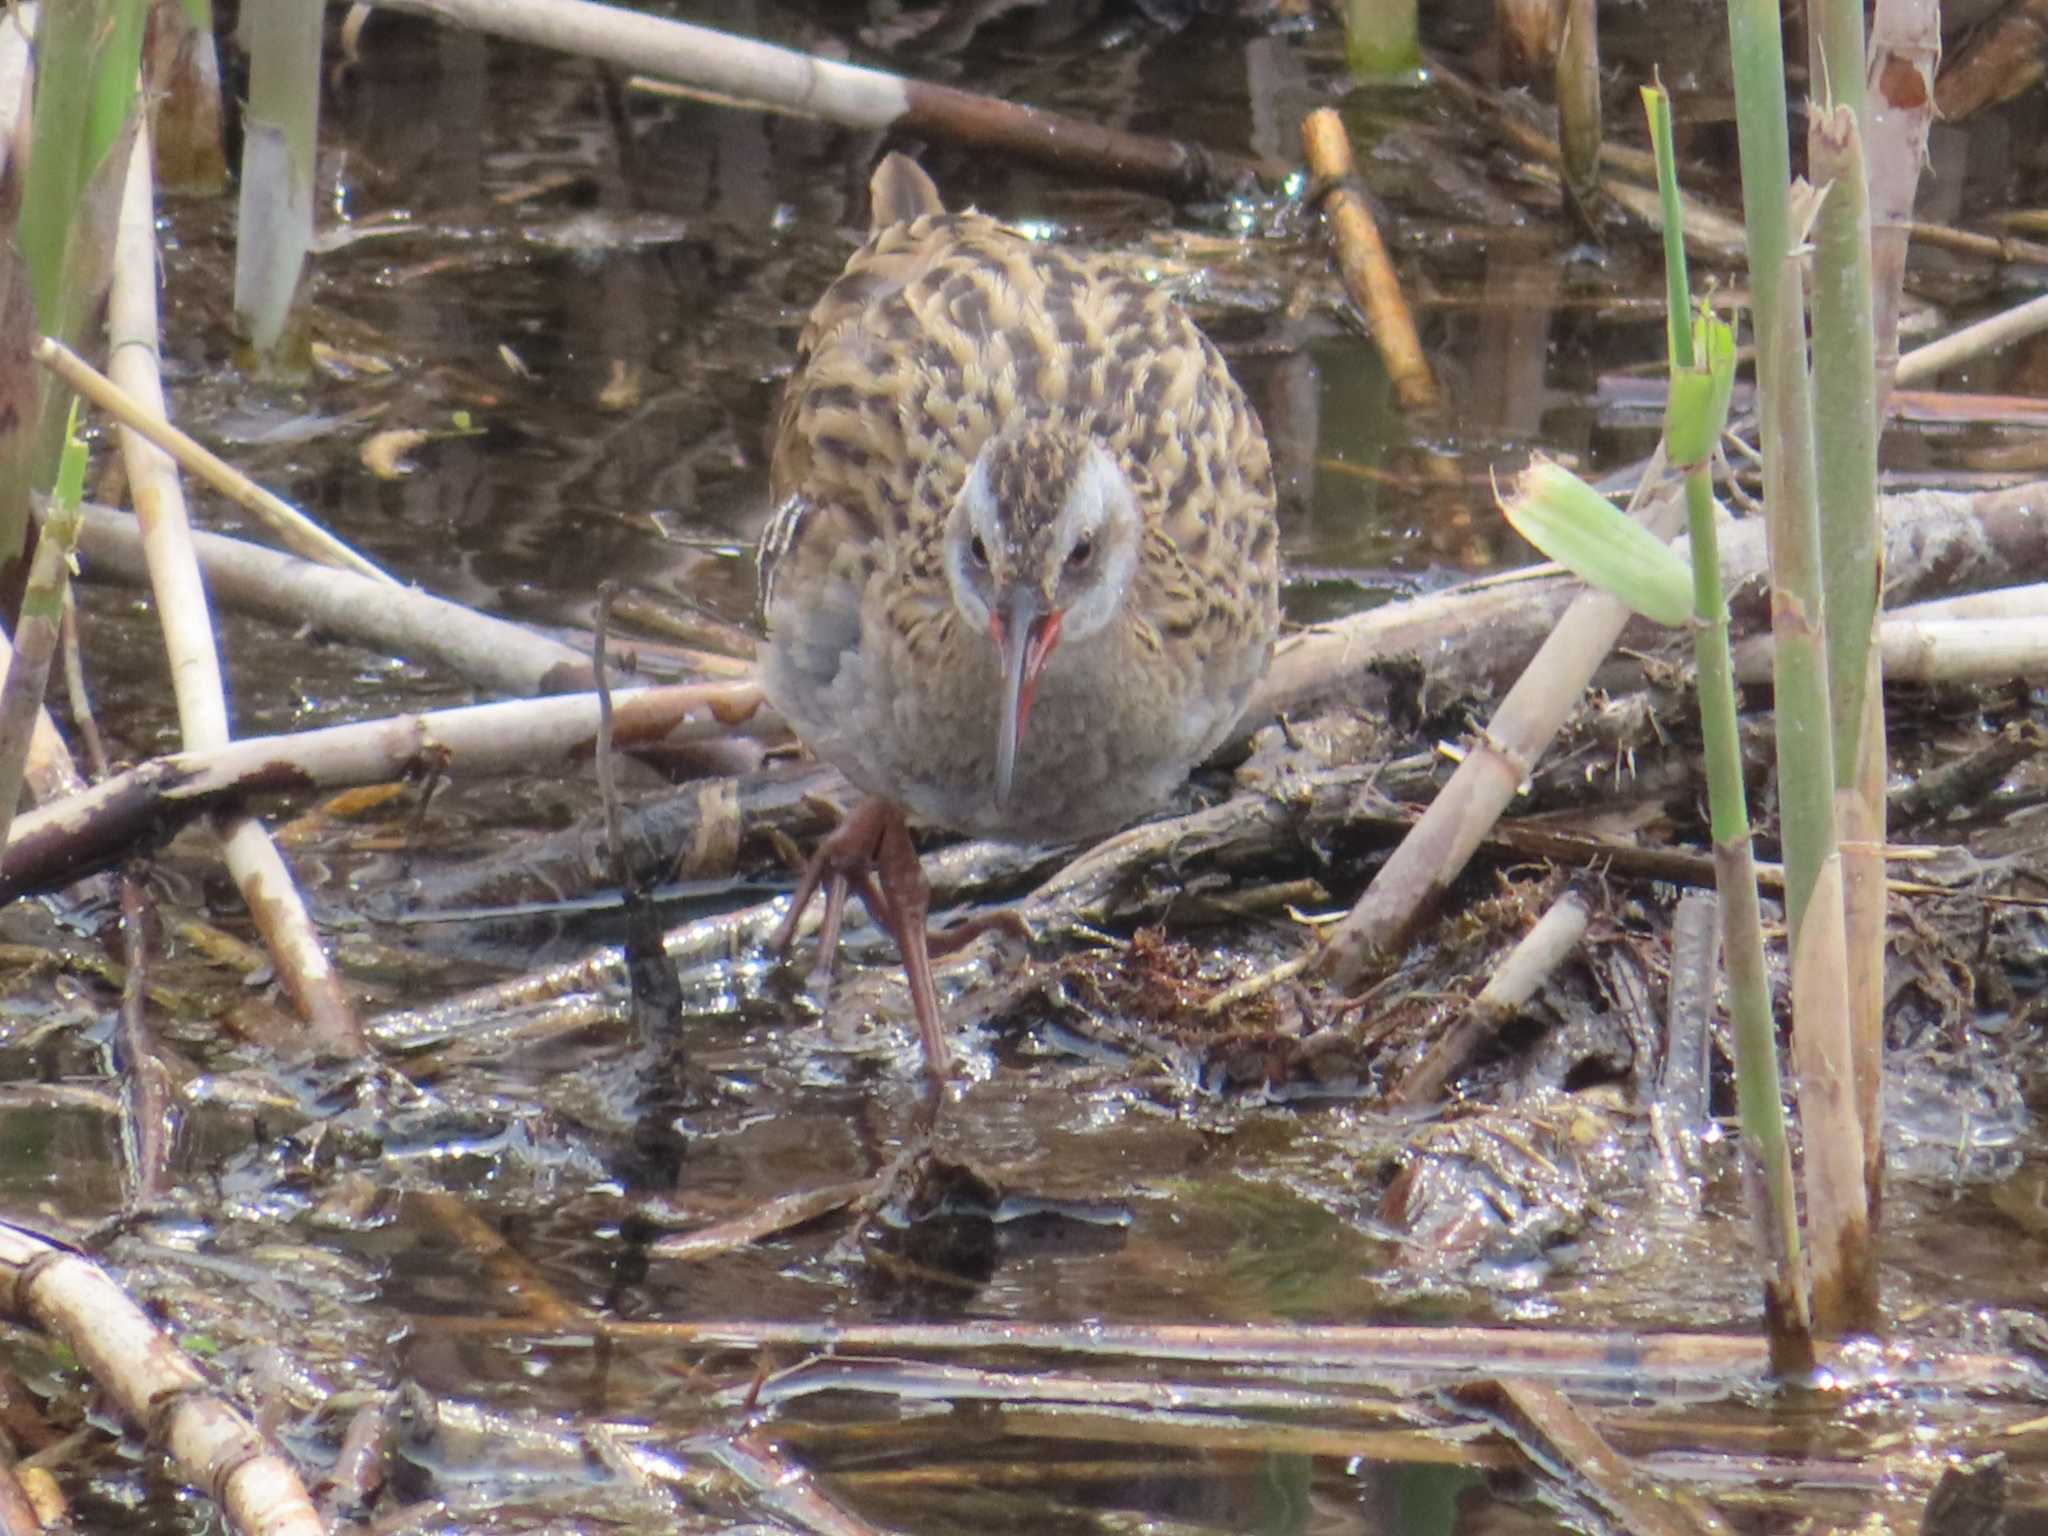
110, 119, 365, 1054
1771, 254, 1870, 1343
1300, 110, 1441, 413
34, 337, 395, 583
1687, 463, 1814, 1362
1864, 0, 1939, 408
233, 0, 321, 359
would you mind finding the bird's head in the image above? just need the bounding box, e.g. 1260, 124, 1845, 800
941, 422, 1142, 806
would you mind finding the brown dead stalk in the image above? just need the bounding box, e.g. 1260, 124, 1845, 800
1299, 108, 1440, 413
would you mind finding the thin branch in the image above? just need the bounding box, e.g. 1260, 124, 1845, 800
36, 335, 395, 583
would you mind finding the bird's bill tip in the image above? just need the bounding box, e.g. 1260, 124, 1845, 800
991, 596, 1064, 806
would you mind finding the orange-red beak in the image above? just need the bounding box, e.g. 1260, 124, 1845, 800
991, 590, 1063, 806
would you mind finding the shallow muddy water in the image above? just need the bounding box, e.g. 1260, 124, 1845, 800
4, 1, 2048, 1532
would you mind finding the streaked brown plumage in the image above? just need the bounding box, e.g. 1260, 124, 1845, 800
759, 154, 1280, 1077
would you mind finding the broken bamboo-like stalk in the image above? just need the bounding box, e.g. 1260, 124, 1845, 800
70, 502, 671, 699
0, 681, 767, 902
1387, 887, 1589, 1106
1299, 107, 1440, 413
1554, 0, 1602, 224
104, 122, 369, 1057
1894, 290, 2048, 386
1312, 465, 1681, 984
0, 1220, 326, 1536
363, 0, 1284, 197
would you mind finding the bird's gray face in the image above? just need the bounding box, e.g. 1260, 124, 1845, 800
941, 427, 1141, 805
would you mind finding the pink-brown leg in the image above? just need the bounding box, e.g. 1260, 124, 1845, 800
776, 798, 953, 1081
870, 806, 951, 1082
804, 873, 850, 983
774, 799, 893, 956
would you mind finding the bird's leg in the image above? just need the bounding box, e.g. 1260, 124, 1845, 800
869, 805, 951, 1082
845, 863, 1029, 966
774, 798, 952, 1081
773, 798, 894, 960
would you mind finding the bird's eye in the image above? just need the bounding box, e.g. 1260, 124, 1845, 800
1068, 535, 1094, 569
970, 535, 989, 567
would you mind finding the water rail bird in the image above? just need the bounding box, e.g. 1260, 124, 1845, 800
758, 153, 1280, 1080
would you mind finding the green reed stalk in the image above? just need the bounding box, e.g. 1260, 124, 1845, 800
1342, 0, 1419, 77
0, 405, 85, 847
3, 0, 143, 590
1807, 2, 1880, 759
1645, 83, 1814, 1370
1806, 0, 1888, 1328
1725, 0, 1870, 1337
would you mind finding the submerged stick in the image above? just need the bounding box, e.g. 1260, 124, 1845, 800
116, 871, 177, 1208
706, 1429, 893, 1536
412, 1312, 2041, 1396
1453, 1379, 1737, 1536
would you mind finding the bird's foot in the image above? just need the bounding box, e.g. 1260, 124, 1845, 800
926, 908, 1032, 959
775, 798, 953, 1082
